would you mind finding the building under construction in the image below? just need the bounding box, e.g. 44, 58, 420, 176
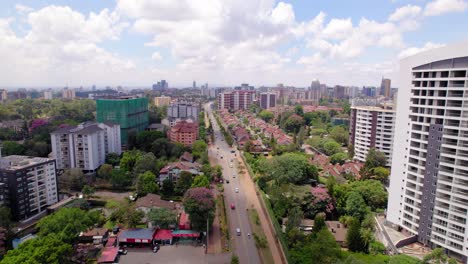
96, 96, 149, 145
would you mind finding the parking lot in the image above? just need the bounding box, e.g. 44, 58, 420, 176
118, 245, 231, 264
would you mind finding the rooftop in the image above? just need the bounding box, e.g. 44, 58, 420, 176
118, 228, 156, 240
0, 155, 54, 170
135, 194, 180, 210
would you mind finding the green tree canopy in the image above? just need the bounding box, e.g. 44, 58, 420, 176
291, 228, 342, 264
36, 208, 101, 243
183, 187, 215, 231
346, 192, 370, 221
135, 131, 165, 152
364, 148, 387, 169
110, 169, 132, 190
284, 114, 305, 133
294, 104, 304, 117
330, 152, 348, 165
148, 208, 177, 229
133, 152, 159, 176
105, 152, 121, 166
119, 150, 143, 172
175, 171, 194, 195
258, 153, 318, 185
323, 140, 342, 156
191, 175, 210, 188
97, 164, 113, 179
258, 110, 274, 123
1, 234, 73, 264
346, 218, 367, 253
161, 178, 175, 197
2, 141, 25, 155
192, 140, 208, 160
136, 171, 159, 196
330, 126, 349, 146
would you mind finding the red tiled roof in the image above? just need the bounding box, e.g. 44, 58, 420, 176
98, 247, 118, 263
153, 229, 173, 240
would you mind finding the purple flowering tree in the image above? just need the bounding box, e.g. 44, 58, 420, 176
183, 187, 215, 231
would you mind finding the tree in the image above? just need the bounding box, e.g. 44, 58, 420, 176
284, 114, 305, 133
135, 131, 165, 151
107, 200, 143, 228
161, 178, 175, 197
136, 171, 159, 196
2, 141, 25, 155
347, 144, 355, 159
36, 208, 100, 243
97, 164, 113, 179
81, 185, 95, 198
105, 152, 121, 166
294, 104, 304, 117
323, 140, 342, 156
243, 140, 252, 152
191, 175, 210, 188
258, 153, 318, 185
231, 254, 240, 264
183, 187, 215, 231
1, 234, 73, 264
388, 254, 422, 264
133, 152, 159, 176
346, 192, 370, 221
330, 126, 348, 145
119, 150, 142, 172
110, 169, 132, 190
258, 110, 274, 123
286, 206, 303, 232
422, 248, 458, 264
326, 176, 337, 197
175, 171, 193, 195
192, 140, 208, 160
0, 207, 13, 250
330, 152, 347, 165
346, 218, 367, 253
60, 168, 84, 191
364, 148, 387, 169
128, 210, 145, 228
371, 166, 390, 183
291, 228, 342, 264
148, 208, 177, 229
312, 213, 326, 234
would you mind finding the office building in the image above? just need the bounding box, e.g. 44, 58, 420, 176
43, 89, 53, 100
334, 85, 346, 99
168, 121, 199, 147
218, 90, 256, 110
387, 43, 468, 262
381, 78, 392, 98
260, 92, 276, 109
193, 81, 196, 89
51, 122, 121, 172
235, 83, 254, 90
152, 80, 169, 90
349, 104, 396, 166
154, 96, 171, 107
362, 86, 376, 97
166, 102, 199, 127
0, 155, 58, 221
62, 88, 75, 99
96, 96, 149, 145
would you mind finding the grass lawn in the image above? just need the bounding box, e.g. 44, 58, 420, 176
247, 208, 274, 264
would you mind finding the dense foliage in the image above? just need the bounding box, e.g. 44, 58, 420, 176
183, 187, 215, 231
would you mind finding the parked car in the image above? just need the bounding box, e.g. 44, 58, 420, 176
235, 188, 239, 193
230, 203, 235, 209
226, 180, 230, 184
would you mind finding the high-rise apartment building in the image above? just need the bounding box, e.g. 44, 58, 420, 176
349, 104, 396, 166
260, 92, 276, 109
62, 87, 75, 99
381, 78, 392, 98
96, 96, 149, 145
0, 89, 7, 102
334, 85, 346, 99
218, 90, 256, 110
0, 155, 58, 221
166, 102, 199, 127
154, 96, 171, 107
362, 86, 377, 97
387, 43, 468, 262
51, 122, 121, 172
43, 89, 53, 100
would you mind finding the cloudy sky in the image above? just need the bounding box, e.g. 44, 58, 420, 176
1, 0, 467, 88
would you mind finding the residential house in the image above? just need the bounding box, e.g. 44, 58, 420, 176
79, 228, 109, 245
158, 161, 202, 185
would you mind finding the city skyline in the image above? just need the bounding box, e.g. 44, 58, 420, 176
0, 0, 467, 88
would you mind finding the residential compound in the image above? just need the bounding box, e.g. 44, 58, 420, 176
217, 90, 256, 110
0, 155, 58, 221
96, 96, 149, 145
387, 43, 468, 262
51, 122, 121, 172
349, 102, 396, 166
165, 102, 199, 127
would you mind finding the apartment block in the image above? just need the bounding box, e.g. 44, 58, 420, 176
168, 121, 199, 147
51, 122, 121, 172
166, 102, 199, 127
260, 92, 276, 109
387, 43, 468, 262
217, 90, 256, 110
349, 104, 396, 166
0, 155, 58, 221
154, 96, 171, 107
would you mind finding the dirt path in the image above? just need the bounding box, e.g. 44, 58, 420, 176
236, 156, 287, 264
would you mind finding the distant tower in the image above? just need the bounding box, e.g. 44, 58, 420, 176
193, 81, 196, 89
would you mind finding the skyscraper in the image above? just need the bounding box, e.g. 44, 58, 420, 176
260, 92, 276, 109
380, 78, 391, 98
387, 43, 468, 262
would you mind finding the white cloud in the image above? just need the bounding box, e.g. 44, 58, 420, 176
398, 42, 445, 59
424, 0, 468, 16
15, 4, 34, 14
322, 18, 353, 40
297, 53, 323, 65
151, 52, 162, 60
389, 5, 421, 21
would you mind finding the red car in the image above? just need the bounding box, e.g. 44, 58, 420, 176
230, 203, 235, 210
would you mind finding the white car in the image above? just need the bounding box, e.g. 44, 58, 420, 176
235, 188, 239, 193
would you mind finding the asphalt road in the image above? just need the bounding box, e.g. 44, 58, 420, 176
205, 104, 261, 264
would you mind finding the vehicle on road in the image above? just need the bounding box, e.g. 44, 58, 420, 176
230, 150, 235, 153
229, 163, 233, 168
233, 174, 236, 178
236, 228, 241, 236
235, 188, 239, 193
226, 180, 230, 184
220, 155, 223, 159
230, 203, 235, 209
